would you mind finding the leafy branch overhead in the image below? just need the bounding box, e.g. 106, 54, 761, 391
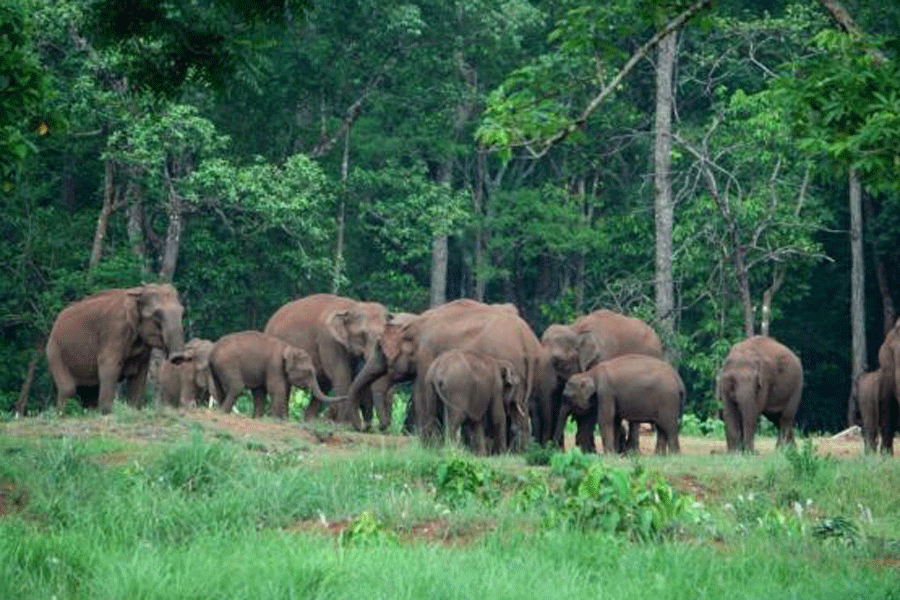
476, 0, 713, 160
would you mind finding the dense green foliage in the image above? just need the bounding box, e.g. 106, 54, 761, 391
1, 412, 899, 599
3, 0, 900, 432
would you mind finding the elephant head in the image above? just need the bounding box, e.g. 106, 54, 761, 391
283, 347, 340, 404
498, 361, 529, 451
576, 330, 608, 372
541, 325, 581, 380
128, 284, 186, 363
326, 302, 388, 362
720, 358, 765, 408
347, 321, 417, 408
562, 372, 596, 414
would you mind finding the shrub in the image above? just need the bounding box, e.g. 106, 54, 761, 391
434, 457, 501, 508
150, 429, 238, 495
523, 441, 556, 466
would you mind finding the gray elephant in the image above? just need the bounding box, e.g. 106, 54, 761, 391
717, 335, 803, 452
561, 354, 685, 455
158, 338, 214, 408
876, 319, 900, 453
208, 331, 343, 419
537, 310, 662, 451
848, 370, 897, 454
426, 349, 523, 455
347, 299, 538, 450
46, 284, 186, 413
264, 293, 388, 430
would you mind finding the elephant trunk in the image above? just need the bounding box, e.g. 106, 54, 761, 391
163, 320, 187, 364
553, 402, 570, 449
347, 343, 389, 409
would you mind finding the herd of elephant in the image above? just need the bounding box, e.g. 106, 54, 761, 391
44, 283, 898, 456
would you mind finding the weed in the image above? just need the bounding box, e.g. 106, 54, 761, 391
151, 429, 238, 495
435, 457, 501, 508
523, 441, 556, 466
783, 439, 833, 480
339, 511, 398, 547
812, 515, 858, 546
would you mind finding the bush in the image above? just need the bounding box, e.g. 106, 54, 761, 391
523, 441, 556, 466
434, 457, 502, 508
150, 429, 238, 495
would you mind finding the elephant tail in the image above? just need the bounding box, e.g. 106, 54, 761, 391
676, 371, 687, 418
209, 364, 226, 408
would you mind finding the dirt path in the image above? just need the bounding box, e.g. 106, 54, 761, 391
0, 409, 867, 457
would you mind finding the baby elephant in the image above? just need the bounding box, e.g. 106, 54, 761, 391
717, 335, 803, 452
848, 370, 897, 454
563, 354, 685, 455
208, 331, 343, 419
158, 338, 214, 408
425, 349, 523, 455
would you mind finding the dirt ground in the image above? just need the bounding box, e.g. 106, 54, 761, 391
0, 408, 868, 458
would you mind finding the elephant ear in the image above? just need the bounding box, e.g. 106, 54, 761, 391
576, 330, 601, 372
325, 309, 355, 352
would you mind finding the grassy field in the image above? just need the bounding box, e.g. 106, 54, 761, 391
1, 406, 899, 600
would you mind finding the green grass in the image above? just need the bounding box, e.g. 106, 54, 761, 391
1, 417, 899, 600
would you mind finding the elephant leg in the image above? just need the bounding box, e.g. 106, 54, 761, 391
775, 405, 798, 449
654, 427, 668, 455
492, 399, 507, 455
52, 367, 78, 411
416, 378, 441, 446
626, 421, 641, 454
444, 403, 463, 448
97, 360, 121, 414
722, 398, 741, 452
574, 413, 597, 453
879, 394, 896, 455
269, 380, 289, 419
598, 400, 617, 454
220, 384, 240, 414
739, 404, 759, 453
252, 388, 267, 418
124, 358, 150, 408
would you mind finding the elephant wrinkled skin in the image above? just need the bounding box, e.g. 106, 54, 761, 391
537, 309, 663, 451
158, 338, 214, 408
264, 294, 388, 430
208, 331, 341, 419
717, 335, 803, 452
426, 349, 524, 455
561, 354, 684, 455
46, 284, 187, 413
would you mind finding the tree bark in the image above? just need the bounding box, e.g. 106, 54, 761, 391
430, 158, 453, 308
89, 160, 118, 270
332, 127, 350, 294
15, 344, 43, 416
159, 181, 183, 282
126, 177, 152, 276
473, 150, 487, 302
654, 30, 677, 350
863, 193, 895, 337
849, 166, 866, 375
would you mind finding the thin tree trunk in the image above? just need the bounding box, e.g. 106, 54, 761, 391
473, 151, 487, 302
430, 159, 453, 308
760, 268, 785, 337
332, 127, 350, 294
15, 344, 43, 416
654, 30, 677, 349
89, 160, 118, 269
863, 193, 895, 337
159, 179, 183, 282
849, 166, 866, 376
126, 177, 151, 276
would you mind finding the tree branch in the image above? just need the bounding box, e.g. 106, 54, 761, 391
521, 0, 713, 158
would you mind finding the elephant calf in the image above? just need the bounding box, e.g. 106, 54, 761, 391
425, 349, 524, 455
848, 370, 898, 454
158, 338, 214, 408
562, 354, 685, 455
208, 331, 341, 419
717, 335, 803, 453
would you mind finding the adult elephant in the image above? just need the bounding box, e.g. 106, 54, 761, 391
46, 284, 186, 413
426, 349, 523, 455
264, 294, 388, 431
717, 335, 803, 452
158, 338, 214, 408
847, 370, 894, 454
208, 331, 343, 419
876, 319, 900, 453
368, 312, 417, 432
347, 299, 539, 450
560, 354, 685, 455
537, 309, 663, 451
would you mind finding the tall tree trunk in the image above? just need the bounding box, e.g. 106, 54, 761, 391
126, 176, 152, 277
159, 180, 183, 282
332, 127, 350, 294
863, 193, 895, 337
849, 166, 866, 376
653, 30, 677, 350
430, 160, 453, 307
473, 151, 487, 302
89, 160, 118, 270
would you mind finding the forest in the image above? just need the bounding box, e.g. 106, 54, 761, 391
2, 0, 899, 433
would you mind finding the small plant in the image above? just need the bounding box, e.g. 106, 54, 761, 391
548, 462, 697, 541
151, 429, 237, 495
679, 412, 725, 437
812, 515, 858, 546
783, 439, 832, 480
339, 511, 397, 547
524, 441, 556, 466
434, 457, 500, 508
549, 447, 594, 483
59, 398, 87, 417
